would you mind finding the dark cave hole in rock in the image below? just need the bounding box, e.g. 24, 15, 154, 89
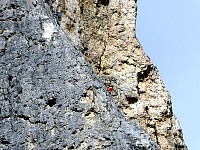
81, 92, 87, 97
145, 106, 149, 112
82, 47, 88, 54
0, 138, 10, 145
72, 130, 77, 134
10, 4, 16, 9
68, 146, 74, 149
126, 97, 138, 104
137, 65, 153, 82
12, 18, 17, 21
98, 0, 109, 6
121, 60, 128, 64
8, 75, 13, 81
18, 114, 30, 120
47, 98, 57, 107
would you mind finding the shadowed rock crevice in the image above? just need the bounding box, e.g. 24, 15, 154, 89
126, 97, 138, 104
0, 138, 11, 145
97, 0, 110, 6
46, 97, 57, 107
137, 65, 154, 82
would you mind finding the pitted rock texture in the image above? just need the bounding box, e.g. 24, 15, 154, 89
0, 0, 160, 149
58, 0, 187, 149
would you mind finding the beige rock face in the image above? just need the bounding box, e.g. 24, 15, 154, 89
55, 0, 187, 149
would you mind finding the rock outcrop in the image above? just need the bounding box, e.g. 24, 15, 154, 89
59, 0, 187, 149
0, 0, 187, 149
0, 0, 160, 149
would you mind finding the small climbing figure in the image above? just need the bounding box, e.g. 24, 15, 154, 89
107, 86, 112, 94
56, 4, 62, 21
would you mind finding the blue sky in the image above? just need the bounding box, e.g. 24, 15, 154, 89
136, 0, 200, 149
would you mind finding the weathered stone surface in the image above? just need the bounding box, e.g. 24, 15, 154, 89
0, 0, 160, 149
58, 0, 187, 149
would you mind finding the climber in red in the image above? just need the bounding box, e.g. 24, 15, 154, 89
107, 86, 112, 94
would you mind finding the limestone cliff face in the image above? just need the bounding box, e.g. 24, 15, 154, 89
0, 0, 161, 149
0, 0, 187, 149
59, 0, 187, 149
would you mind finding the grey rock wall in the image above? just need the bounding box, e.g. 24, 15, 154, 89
0, 0, 160, 149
